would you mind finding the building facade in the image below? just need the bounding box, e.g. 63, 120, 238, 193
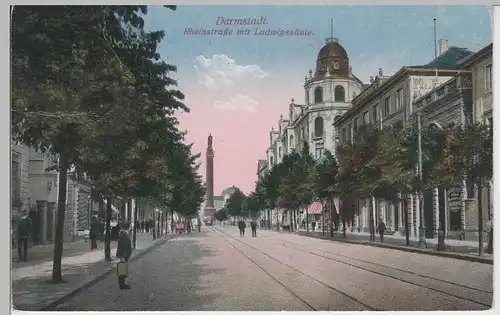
333, 42, 474, 238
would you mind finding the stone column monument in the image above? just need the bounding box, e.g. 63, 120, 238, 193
203, 134, 216, 221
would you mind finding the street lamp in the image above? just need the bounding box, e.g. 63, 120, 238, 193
416, 112, 426, 248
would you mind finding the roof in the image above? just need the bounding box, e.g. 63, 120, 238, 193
458, 43, 493, 67
317, 38, 348, 61
412, 46, 473, 70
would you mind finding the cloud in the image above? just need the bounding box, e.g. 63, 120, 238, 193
214, 94, 259, 112
193, 54, 269, 90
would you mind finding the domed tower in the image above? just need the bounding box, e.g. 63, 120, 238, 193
301, 33, 363, 160
304, 37, 363, 107
315, 38, 350, 79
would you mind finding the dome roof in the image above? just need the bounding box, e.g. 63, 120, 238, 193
317, 38, 348, 61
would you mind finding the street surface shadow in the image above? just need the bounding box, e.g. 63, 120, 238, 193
53, 233, 226, 311
12, 259, 114, 311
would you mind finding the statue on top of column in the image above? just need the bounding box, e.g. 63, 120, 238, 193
208, 134, 213, 148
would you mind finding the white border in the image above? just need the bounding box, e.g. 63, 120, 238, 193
5, 1, 498, 315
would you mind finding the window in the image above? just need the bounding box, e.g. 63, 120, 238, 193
486, 64, 492, 92
278, 147, 282, 158
314, 116, 324, 138
396, 89, 404, 110
289, 135, 295, 149
270, 156, 274, 166
363, 111, 369, 124
334, 85, 345, 102
315, 143, 325, 160
11, 157, 20, 204
353, 117, 359, 133
373, 105, 379, 122
347, 123, 352, 142
314, 87, 323, 103
384, 97, 391, 117
341, 128, 347, 143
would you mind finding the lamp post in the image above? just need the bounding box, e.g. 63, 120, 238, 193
417, 112, 426, 248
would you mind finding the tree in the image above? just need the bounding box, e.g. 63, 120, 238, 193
244, 192, 261, 220
226, 188, 247, 219
337, 124, 383, 240
313, 149, 340, 236
450, 122, 493, 256
215, 208, 229, 222
12, 5, 185, 281
12, 6, 138, 282
261, 164, 283, 228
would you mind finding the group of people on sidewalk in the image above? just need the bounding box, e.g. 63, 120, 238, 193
238, 220, 258, 238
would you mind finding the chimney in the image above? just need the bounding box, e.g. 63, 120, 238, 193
438, 39, 448, 56
378, 68, 383, 76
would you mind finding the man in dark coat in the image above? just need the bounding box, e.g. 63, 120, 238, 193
116, 224, 132, 289
16, 214, 32, 262
238, 220, 246, 237
89, 216, 99, 250
250, 220, 258, 237
378, 219, 386, 243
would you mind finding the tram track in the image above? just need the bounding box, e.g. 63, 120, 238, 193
258, 233, 493, 308
210, 227, 378, 311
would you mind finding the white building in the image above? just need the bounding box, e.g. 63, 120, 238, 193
260, 37, 365, 228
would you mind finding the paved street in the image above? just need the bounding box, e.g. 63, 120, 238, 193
55, 227, 492, 311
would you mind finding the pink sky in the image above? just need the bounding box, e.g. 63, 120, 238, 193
176, 77, 303, 195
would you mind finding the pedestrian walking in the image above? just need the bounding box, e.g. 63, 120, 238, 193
238, 220, 246, 237
16, 213, 32, 262
378, 219, 386, 243
89, 216, 99, 250
311, 221, 316, 232
251, 220, 258, 237
197, 218, 201, 232
116, 223, 132, 290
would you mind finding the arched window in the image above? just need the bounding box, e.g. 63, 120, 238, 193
314, 116, 324, 138
335, 85, 345, 102
289, 135, 295, 149
314, 87, 323, 104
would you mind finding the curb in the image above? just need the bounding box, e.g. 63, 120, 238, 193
297, 233, 493, 265
31, 235, 175, 311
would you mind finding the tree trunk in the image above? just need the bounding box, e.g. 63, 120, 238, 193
171, 208, 175, 234
403, 197, 410, 246
369, 198, 375, 242
478, 184, 484, 256
306, 208, 309, 232
342, 209, 347, 239
51, 164, 68, 283
329, 199, 334, 237
104, 197, 112, 261
133, 199, 138, 249
267, 209, 271, 229
152, 209, 156, 240
157, 212, 161, 238
98, 198, 105, 220
322, 201, 325, 236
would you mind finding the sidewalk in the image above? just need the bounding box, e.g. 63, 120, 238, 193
12, 232, 174, 311
292, 229, 493, 264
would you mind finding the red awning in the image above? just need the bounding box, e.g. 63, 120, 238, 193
306, 201, 323, 214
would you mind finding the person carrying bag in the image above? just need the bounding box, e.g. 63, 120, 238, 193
116, 223, 132, 289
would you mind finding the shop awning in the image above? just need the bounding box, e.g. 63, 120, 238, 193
306, 201, 323, 214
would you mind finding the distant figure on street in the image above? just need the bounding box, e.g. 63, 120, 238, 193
311, 221, 316, 232
251, 220, 258, 237
378, 219, 386, 243
16, 213, 32, 262
89, 216, 99, 250
116, 223, 132, 289
302, 220, 306, 230
197, 218, 201, 232
238, 220, 246, 237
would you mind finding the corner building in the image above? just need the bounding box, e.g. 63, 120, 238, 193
264, 37, 362, 228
